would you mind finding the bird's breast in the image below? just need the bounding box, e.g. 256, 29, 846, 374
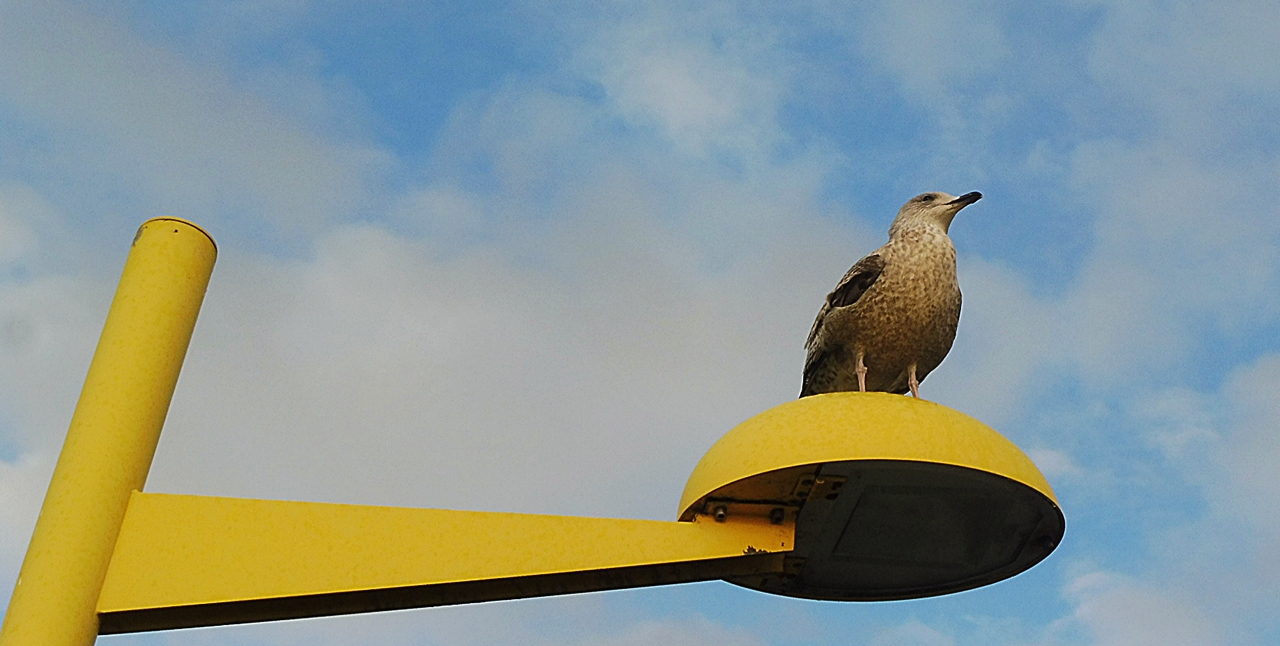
854, 234, 960, 351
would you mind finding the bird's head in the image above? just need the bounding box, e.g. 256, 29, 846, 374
889, 191, 982, 235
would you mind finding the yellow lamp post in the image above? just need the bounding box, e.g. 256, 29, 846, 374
0, 219, 216, 645
0, 220, 1063, 644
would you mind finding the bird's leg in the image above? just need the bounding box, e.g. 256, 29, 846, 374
856, 351, 867, 392
908, 364, 920, 398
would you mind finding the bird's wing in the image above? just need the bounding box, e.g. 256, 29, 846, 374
828, 252, 886, 308
799, 349, 833, 397
800, 252, 886, 397
804, 253, 885, 349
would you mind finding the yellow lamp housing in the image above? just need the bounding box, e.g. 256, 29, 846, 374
678, 391, 1064, 601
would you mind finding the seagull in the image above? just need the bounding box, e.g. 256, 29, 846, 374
801, 191, 982, 399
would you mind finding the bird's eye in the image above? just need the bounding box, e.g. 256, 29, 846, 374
919, 194, 935, 203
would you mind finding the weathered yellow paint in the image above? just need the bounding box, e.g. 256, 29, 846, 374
97, 493, 793, 633
0, 219, 215, 646
680, 392, 1057, 520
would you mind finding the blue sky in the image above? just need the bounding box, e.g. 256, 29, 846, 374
3, 1, 1280, 644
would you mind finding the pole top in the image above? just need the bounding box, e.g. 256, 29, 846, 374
138, 217, 217, 252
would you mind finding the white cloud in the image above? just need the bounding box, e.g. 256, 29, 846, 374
0, 197, 35, 265
1220, 355, 1280, 518
849, 0, 1010, 101
0, 184, 76, 271
1082, 0, 1280, 141
570, 2, 788, 159
1047, 1, 1280, 384
0, 271, 113, 452
1023, 354, 1280, 645
926, 256, 1059, 426
149, 165, 868, 520
0, 0, 385, 235
1206, 354, 1280, 597
58, 3, 873, 527
0, 454, 52, 607
1027, 448, 1082, 480
569, 617, 766, 646
1130, 388, 1219, 462
871, 620, 957, 646
1056, 571, 1224, 646
1060, 144, 1280, 383
147, 601, 765, 646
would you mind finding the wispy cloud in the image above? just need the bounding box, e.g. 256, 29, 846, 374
1057, 570, 1225, 646
0, 0, 385, 242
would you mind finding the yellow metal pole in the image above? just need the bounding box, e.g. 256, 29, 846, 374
0, 219, 216, 646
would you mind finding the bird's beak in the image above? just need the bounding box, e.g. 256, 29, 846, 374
948, 191, 983, 208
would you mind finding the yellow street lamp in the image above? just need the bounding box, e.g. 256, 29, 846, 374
0, 219, 1063, 645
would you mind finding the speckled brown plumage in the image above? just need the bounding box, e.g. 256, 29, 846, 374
801, 191, 981, 398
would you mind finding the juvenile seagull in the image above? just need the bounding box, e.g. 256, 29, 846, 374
801, 191, 982, 399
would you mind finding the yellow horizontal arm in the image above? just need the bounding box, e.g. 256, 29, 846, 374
97, 493, 793, 634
